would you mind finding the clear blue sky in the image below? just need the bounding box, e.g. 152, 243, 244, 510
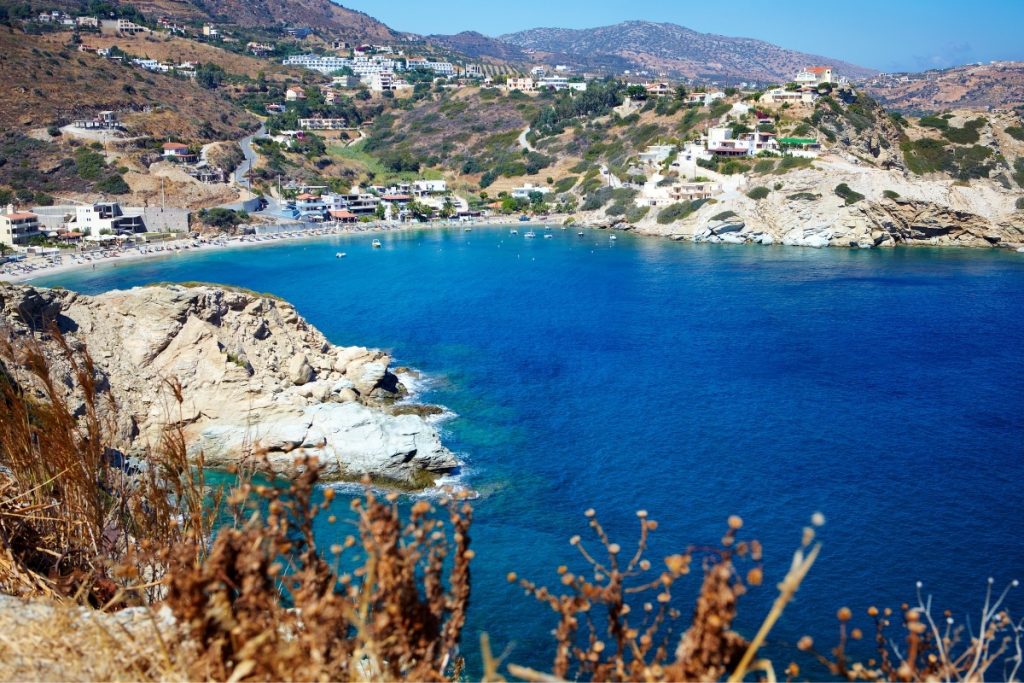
339, 0, 1024, 73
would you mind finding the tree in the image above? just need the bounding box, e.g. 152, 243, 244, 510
626, 84, 648, 101
440, 196, 455, 218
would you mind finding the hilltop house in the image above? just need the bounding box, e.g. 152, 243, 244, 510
162, 142, 197, 163
760, 88, 817, 105
100, 19, 146, 35
669, 181, 719, 202
298, 118, 349, 130
706, 127, 779, 157
795, 66, 834, 86
285, 86, 306, 101
0, 205, 41, 246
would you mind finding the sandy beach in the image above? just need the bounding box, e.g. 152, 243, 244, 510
1, 214, 574, 285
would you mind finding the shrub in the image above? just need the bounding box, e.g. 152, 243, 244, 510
834, 183, 865, 205
774, 156, 813, 173
711, 210, 737, 221
918, 115, 949, 130
1017, 197, 1024, 210
625, 204, 650, 223
746, 186, 770, 200
1006, 126, 1024, 142
901, 138, 952, 175
753, 159, 775, 174
96, 174, 129, 194
605, 202, 626, 217
883, 189, 900, 199
942, 118, 985, 144
554, 176, 578, 193
657, 200, 701, 224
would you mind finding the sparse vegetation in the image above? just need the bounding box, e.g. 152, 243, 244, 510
746, 186, 771, 200
834, 183, 865, 205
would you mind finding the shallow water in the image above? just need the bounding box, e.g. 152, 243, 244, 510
36, 227, 1024, 674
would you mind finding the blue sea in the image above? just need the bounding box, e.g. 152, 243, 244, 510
35, 227, 1024, 675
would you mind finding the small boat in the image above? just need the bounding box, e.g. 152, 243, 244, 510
609, 235, 617, 241
543, 233, 554, 239
372, 239, 382, 249
510, 229, 519, 235
524, 231, 536, 239
464, 226, 472, 232
577, 231, 585, 237
335, 252, 346, 258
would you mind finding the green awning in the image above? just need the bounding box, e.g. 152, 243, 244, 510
778, 137, 819, 145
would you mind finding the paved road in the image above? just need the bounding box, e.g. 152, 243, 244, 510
233, 125, 266, 186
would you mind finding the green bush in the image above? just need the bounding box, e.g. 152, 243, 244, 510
746, 186, 770, 200
918, 115, 949, 130
1006, 126, 1024, 142
657, 201, 702, 224
901, 138, 952, 175
883, 190, 900, 199
942, 118, 985, 144
74, 147, 106, 181
711, 210, 737, 221
625, 205, 650, 223
834, 183, 864, 205
1016, 197, 1024, 210
753, 159, 776, 174
605, 203, 626, 217
554, 176, 578, 193
96, 174, 129, 194
787, 192, 820, 201
774, 156, 813, 173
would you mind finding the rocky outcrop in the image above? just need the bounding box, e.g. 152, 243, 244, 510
0, 284, 458, 487
631, 158, 1024, 250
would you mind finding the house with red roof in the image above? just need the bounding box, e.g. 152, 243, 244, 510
162, 142, 197, 163
1, 205, 41, 246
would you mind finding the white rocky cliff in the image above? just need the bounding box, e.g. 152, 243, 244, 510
0, 283, 458, 487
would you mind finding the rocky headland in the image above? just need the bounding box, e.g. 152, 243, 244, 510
0, 283, 458, 487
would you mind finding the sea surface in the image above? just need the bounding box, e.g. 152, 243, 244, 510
35, 227, 1024, 675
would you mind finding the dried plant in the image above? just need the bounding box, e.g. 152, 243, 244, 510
507, 509, 767, 682
164, 459, 473, 681
0, 327, 217, 606
795, 578, 1023, 682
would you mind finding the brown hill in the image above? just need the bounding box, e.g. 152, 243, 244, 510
862, 62, 1024, 114
0, 28, 257, 139
497, 21, 876, 82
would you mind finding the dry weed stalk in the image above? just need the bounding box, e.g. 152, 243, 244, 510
165, 458, 473, 681
795, 578, 1023, 682
509, 509, 764, 681
0, 327, 215, 606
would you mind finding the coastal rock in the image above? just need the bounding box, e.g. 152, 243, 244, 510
0, 283, 457, 487
288, 354, 315, 385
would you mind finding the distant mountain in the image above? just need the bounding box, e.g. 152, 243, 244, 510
862, 62, 1024, 113
427, 31, 529, 63
497, 21, 876, 82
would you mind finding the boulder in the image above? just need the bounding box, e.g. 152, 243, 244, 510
287, 354, 315, 386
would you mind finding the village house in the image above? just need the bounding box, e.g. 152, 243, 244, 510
506, 77, 535, 92
328, 209, 357, 223
795, 66, 834, 87
202, 24, 219, 37
247, 42, 274, 56
294, 193, 326, 217
162, 142, 197, 163
298, 118, 349, 130
73, 203, 145, 237
72, 110, 120, 130
669, 181, 719, 203
760, 87, 817, 105
100, 19, 147, 36
644, 82, 673, 97
0, 205, 41, 247
412, 180, 447, 196
285, 85, 307, 101
511, 183, 552, 200
75, 16, 99, 28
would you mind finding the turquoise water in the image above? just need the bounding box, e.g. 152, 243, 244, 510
36, 228, 1024, 674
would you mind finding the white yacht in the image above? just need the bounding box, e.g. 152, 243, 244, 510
524, 230, 536, 239
372, 239, 382, 249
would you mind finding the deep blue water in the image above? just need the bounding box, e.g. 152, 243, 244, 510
35, 228, 1024, 675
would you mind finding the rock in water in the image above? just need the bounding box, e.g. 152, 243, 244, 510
0, 283, 458, 487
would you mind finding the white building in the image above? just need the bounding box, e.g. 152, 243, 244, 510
511, 183, 552, 200
412, 180, 447, 195
794, 66, 834, 86
74, 203, 145, 237
0, 206, 41, 246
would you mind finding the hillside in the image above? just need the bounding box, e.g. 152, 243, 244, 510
863, 62, 1024, 114
497, 21, 877, 82
427, 31, 529, 64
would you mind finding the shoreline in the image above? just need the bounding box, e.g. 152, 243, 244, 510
7, 212, 1020, 286
2, 215, 571, 285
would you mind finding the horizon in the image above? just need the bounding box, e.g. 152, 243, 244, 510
339, 0, 1024, 74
